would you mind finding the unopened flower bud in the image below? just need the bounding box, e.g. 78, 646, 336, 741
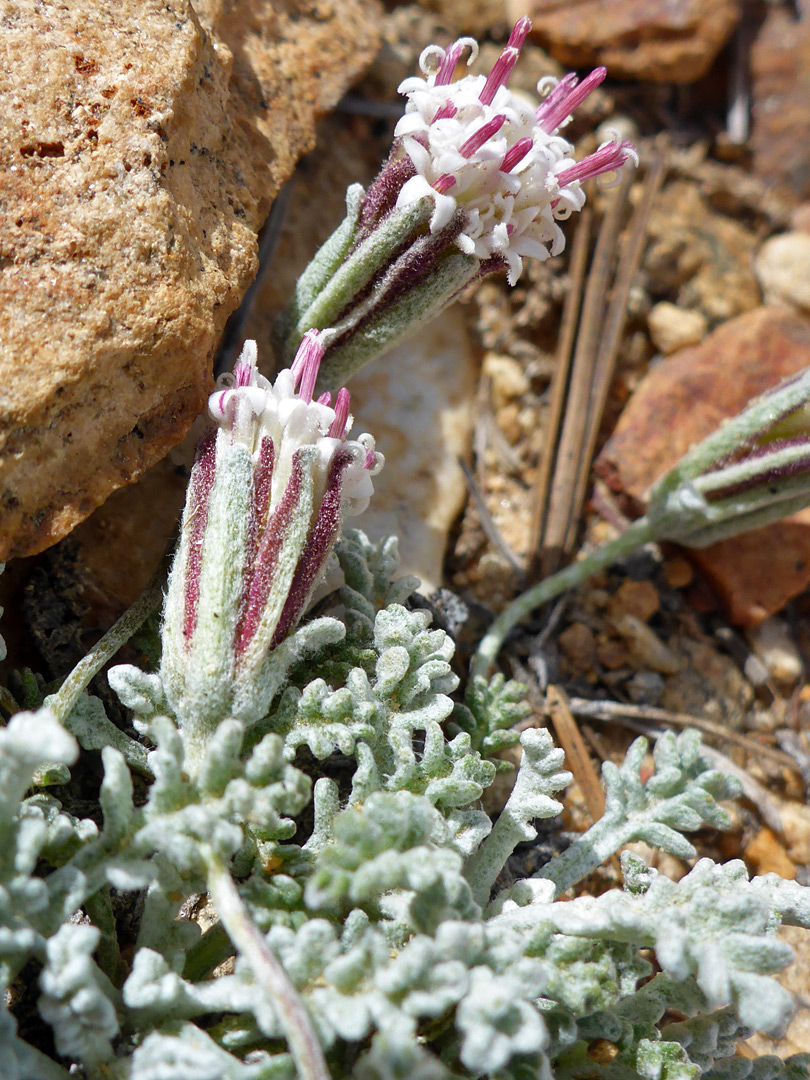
646, 367, 810, 547
160, 334, 382, 745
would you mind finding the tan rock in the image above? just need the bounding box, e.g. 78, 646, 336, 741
745, 827, 796, 880
558, 621, 597, 676
483, 354, 530, 411
746, 617, 804, 691
513, 0, 740, 84
662, 556, 693, 589
747, 926, 810, 1060
755, 232, 810, 315
609, 613, 680, 675
0, 0, 380, 561
647, 301, 707, 355
419, 0, 511, 38
611, 579, 660, 623
596, 307, 810, 626
792, 203, 810, 234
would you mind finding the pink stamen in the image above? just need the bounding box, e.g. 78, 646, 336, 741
433, 173, 456, 194
317, 392, 332, 406
459, 114, 505, 158
432, 100, 458, 123
479, 46, 519, 106
555, 140, 636, 188
500, 136, 533, 173
364, 449, 376, 470
534, 72, 576, 123
535, 67, 606, 134
291, 330, 324, 404
506, 15, 532, 50
234, 360, 253, 387
434, 39, 470, 86
328, 387, 351, 439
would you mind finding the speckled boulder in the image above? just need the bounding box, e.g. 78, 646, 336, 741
0, 0, 380, 559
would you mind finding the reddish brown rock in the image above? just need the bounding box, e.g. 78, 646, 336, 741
0, 0, 380, 561
596, 307, 810, 626
511, 0, 740, 84
751, 7, 810, 203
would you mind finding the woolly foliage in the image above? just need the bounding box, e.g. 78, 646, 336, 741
2, 535, 809, 1080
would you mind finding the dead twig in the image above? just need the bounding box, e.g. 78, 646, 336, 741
546, 685, 605, 823
458, 456, 525, 574
539, 181, 627, 575
565, 697, 797, 771
530, 151, 664, 579
528, 205, 591, 576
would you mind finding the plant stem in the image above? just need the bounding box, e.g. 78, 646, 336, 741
84, 885, 125, 987
205, 851, 331, 1080
47, 572, 165, 726
470, 517, 655, 681
534, 816, 627, 897
182, 921, 233, 982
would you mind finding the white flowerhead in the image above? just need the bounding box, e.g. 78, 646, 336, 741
209, 332, 381, 522
393, 17, 638, 284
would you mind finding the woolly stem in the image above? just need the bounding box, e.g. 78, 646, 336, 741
46, 572, 164, 726
470, 517, 655, 681
44, 553, 171, 777
205, 851, 331, 1080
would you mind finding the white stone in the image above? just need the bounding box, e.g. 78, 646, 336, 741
746, 616, 804, 690
647, 301, 707, 355
349, 306, 477, 593
755, 231, 810, 314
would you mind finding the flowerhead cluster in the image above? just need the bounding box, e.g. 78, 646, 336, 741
160, 333, 382, 737
280, 17, 637, 388
391, 17, 637, 283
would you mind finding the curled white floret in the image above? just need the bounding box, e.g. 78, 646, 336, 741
392, 21, 637, 284
208, 335, 380, 516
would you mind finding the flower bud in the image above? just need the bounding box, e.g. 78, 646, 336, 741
646, 367, 810, 547
160, 334, 382, 740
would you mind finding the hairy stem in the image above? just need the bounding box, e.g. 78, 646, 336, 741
534, 816, 630, 897
470, 517, 655, 681
205, 851, 331, 1080
46, 567, 167, 725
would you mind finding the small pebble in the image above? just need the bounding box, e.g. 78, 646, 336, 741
745, 827, 796, 880
746, 616, 804, 690
483, 353, 530, 410
625, 670, 665, 705
755, 231, 810, 314
596, 634, 630, 670
663, 556, 693, 589
611, 613, 681, 674
558, 622, 597, 675
497, 402, 522, 444
647, 301, 708, 355
611, 578, 660, 622
791, 202, 810, 234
